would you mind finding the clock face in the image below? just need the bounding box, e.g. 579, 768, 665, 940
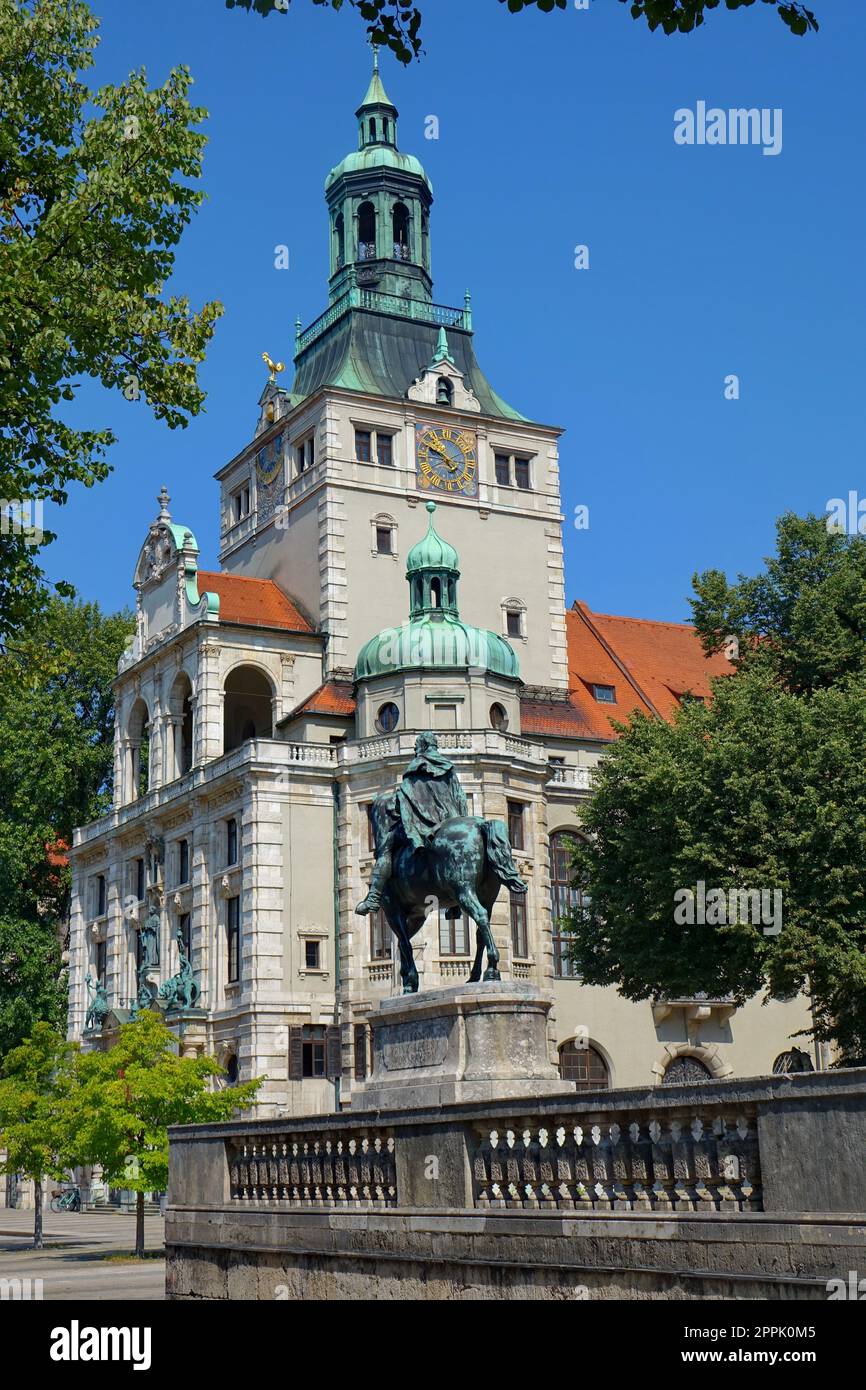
415, 423, 478, 497
256, 434, 283, 486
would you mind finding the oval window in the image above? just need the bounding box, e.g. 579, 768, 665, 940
489, 702, 509, 732
376, 702, 400, 734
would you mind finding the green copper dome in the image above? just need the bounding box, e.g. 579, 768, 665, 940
326, 147, 431, 192
406, 501, 459, 575
354, 503, 520, 682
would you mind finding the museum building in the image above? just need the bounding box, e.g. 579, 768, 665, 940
66, 59, 817, 1117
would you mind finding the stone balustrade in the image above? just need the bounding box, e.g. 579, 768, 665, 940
228, 1131, 397, 1207
471, 1110, 760, 1213
170, 1068, 866, 1218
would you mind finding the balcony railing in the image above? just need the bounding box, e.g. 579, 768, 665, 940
296, 287, 470, 356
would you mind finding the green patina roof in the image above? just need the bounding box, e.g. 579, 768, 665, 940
325, 145, 430, 192
406, 501, 459, 574
355, 615, 519, 681
291, 309, 526, 421
356, 50, 397, 114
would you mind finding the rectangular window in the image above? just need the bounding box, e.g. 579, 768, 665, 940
296, 443, 306, 474
514, 456, 531, 490
232, 486, 250, 523
363, 802, 376, 854
227, 896, 240, 983
510, 895, 528, 958
376, 525, 393, 555
96, 938, 107, 985
178, 912, 191, 959
226, 818, 238, 866
287, 1024, 341, 1080
304, 939, 321, 971
354, 1024, 369, 1081
506, 609, 522, 639
494, 453, 511, 486
370, 910, 390, 961
376, 433, 393, 467
91, 874, 106, 919
178, 839, 190, 885
438, 912, 470, 957
507, 800, 525, 851
355, 428, 372, 462
303, 1025, 326, 1077
592, 684, 616, 704
306, 436, 315, 470
135, 857, 145, 903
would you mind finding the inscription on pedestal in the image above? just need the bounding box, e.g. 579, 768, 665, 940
381, 1018, 449, 1072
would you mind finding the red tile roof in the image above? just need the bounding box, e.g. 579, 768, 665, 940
197, 571, 314, 633
520, 602, 732, 740
283, 680, 356, 722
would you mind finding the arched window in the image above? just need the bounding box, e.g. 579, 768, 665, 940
661, 1055, 713, 1086
558, 1041, 609, 1090
430, 576, 442, 608
335, 211, 345, 268
392, 202, 410, 260
127, 698, 150, 801
549, 831, 587, 978
223, 666, 273, 753
383, 118, 390, 143
436, 376, 453, 406
169, 671, 194, 779
368, 117, 376, 142
358, 201, 376, 259
773, 1048, 814, 1075
225, 1054, 239, 1086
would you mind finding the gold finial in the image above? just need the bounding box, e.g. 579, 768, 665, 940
262, 351, 285, 382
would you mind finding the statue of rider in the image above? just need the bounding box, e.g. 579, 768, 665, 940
356, 731, 526, 915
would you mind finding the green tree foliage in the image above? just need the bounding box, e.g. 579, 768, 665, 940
0, 596, 133, 1059
225, 0, 818, 63
0, 1023, 80, 1246
568, 515, 866, 1063
0, 0, 222, 640
73, 1012, 262, 1255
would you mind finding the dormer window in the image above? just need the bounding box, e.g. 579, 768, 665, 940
592, 684, 616, 703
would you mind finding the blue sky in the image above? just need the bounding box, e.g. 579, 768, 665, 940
47, 0, 866, 623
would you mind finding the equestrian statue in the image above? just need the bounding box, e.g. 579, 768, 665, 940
355, 731, 527, 992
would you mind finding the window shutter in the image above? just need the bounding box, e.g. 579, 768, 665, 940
354, 1025, 368, 1081
288, 1027, 303, 1081
326, 1026, 342, 1080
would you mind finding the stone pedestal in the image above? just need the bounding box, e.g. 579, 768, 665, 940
352, 980, 574, 1111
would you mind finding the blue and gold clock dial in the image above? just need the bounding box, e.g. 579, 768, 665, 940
415, 423, 478, 497
256, 434, 283, 485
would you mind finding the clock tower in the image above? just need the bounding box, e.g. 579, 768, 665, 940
215, 57, 569, 693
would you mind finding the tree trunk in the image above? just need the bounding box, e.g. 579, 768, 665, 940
135, 1188, 145, 1258
33, 1178, 43, 1249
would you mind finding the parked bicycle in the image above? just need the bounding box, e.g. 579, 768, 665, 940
50, 1186, 81, 1213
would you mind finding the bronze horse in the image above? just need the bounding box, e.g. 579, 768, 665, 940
381, 816, 524, 993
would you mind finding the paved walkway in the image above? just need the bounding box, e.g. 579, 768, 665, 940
0, 1208, 166, 1300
